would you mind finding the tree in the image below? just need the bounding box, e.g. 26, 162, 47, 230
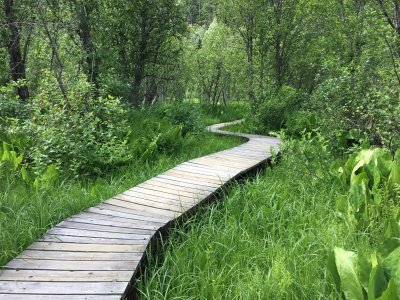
217, 0, 260, 106
2, 0, 30, 101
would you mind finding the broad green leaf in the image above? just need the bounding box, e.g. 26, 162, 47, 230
1, 142, 12, 161
15, 153, 24, 170
384, 220, 400, 239
337, 195, 349, 215
327, 250, 341, 293
378, 239, 400, 258
368, 265, 388, 300
383, 247, 400, 296
41, 165, 59, 187
21, 166, 28, 182
359, 252, 373, 290
376, 280, 399, 300
388, 160, 400, 194
351, 149, 379, 180
334, 247, 365, 300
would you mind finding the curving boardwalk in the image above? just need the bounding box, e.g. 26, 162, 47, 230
0, 120, 280, 300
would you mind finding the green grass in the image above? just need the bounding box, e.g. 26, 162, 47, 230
200, 101, 251, 126
137, 140, 373, 299
0, 132, 242, 266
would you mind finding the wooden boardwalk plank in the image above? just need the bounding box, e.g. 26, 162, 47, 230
0, 295, 121, 300
4, 259, 138, 271
19, 250, 142, 261
28, 242, 146, 253
0, 270, 133, 282
56, 220, 155, 235
0, 120, 280, 299
0, 281, 128, 295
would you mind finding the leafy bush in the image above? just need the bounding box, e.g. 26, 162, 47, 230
285, 110, 318, 137
27, 94, 131, 177
309, 67, 400, 151
0, 76, 133, 178
158, 102, 204, 136
336, 148, 400, 231
130, 119, 185, 161
257, 85, 306, 132
0, 82, 29, 125
329, 246, 400, 300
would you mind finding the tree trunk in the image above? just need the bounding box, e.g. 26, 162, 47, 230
275, 33, 283, 89
4, 0, 29, 101
129, 65, 144, 107
77, 4, 99, 93
128, 6, 149, 107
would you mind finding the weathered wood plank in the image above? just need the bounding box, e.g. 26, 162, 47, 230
164, 169, 226, 184
86, 207, 169, 223
38, 234, 148, 245
98, 202, 178, 219
151, 177, 218, 191
4, 259, 138, 271
116, 190, 194, 207
0, 295, 121, 300
156, 174, 221, 188
137, 181, 210, 198
46, 227, 150, 240
0, 270, 132, 282
107, 197, 185, 213
28, 242, 146, 253
0, 281, 128, 295
19, 250, 142, 261
176, 164, 234, 178
56, 220, 155, 235
67, 213, 159, 230
125, 187, 198, 203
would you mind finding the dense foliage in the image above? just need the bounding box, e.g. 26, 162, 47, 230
1, 0, 400, 298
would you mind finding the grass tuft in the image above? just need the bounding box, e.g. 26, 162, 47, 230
138, 141, 372, 299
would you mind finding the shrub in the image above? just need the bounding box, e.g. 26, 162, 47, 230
257, 85, 306, 132
28, 94, 131, 177
285, 110, 318, 137
131, 119, 184, 161
158, 102, 204, 136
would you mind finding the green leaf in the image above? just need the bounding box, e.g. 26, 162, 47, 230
358, 252, 373, 290
388, 160, 400, 194
327, 249, 341, 293
1, 142, 12, 161
383, 247, 400, 297
14, 153, 24, 170
334, 247, 365, 300
376, 280, 399, 300
368, 265, 388, 300
21, 166, 28, 182
40, 165, 59, 187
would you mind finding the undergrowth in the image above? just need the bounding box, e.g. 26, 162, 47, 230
0, 104, 243, 266
137, 132, 383, 299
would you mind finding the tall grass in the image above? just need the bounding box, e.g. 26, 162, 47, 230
0, 133, 242, 266
138, 139, 373, 299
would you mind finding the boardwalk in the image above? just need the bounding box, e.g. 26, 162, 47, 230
0, 120, 280, 300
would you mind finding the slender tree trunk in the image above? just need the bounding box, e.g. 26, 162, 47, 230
37, 0, 69, 102
4, 0, 29, 101
77, 4, 99, 93
275, 33, 283, 88
128, 7, 149, 107
244, 33, 257, 108
129, 65, 144, 107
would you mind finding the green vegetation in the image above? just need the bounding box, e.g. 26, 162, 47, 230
0, 104, 242, 266
139, 132, 400, 299
1, 0, 400, 298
